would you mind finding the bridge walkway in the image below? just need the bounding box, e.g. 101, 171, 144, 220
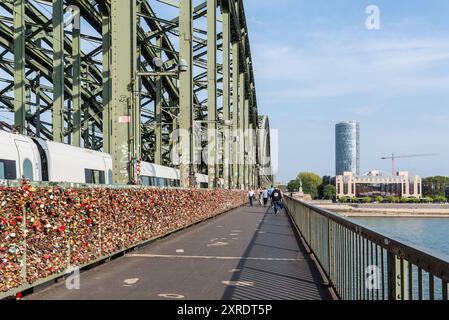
26, 204, 331, 300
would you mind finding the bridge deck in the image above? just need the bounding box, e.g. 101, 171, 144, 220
26, 204, 331, 300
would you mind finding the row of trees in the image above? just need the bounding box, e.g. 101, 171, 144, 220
287, 172, 336, 200
422, 176, 449, 198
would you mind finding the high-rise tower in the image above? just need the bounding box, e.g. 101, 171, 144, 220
335, 121, 360, 176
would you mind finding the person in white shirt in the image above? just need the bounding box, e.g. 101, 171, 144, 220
248, 189, 255, 207
258, 188, 264, 206
262, 187, 269, 207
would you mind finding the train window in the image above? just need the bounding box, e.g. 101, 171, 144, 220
200, 182, 208, 189
0, 159, 17, 180
157, 177, 167, 187
84, 169, 105, 184
141, 176, 150, 186
108, 170, 113, 185
22, 159, 34, 181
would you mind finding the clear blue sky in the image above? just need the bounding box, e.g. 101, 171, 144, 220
245, 0, 449, 183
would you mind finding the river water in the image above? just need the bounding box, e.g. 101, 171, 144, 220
347, 216, 449, 300
349, 216, 449, 263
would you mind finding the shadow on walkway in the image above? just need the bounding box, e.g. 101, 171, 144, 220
222, 206, 331, 300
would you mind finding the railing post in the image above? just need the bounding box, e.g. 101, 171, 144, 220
328, 218, 333, 280
387, 250, 401, 300
403, 260, 409, 300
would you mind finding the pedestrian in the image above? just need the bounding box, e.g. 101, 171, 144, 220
271, 186, 283, 214
248, 188, 255, 207
262, 187, 269, 207
268, 185, 275, 208
258, 188, 264, 206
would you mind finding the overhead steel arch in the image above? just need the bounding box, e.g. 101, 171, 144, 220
0, 0, 262, 189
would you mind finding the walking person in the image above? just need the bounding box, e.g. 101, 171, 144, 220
262, 187, 269, 207
271, 186, 283, 214
248, 189, 255, 207
268, 185, 275, 208
258, 188, 264, 206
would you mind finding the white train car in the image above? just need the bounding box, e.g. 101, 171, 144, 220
140, 162, 180, 187
34, 138, 113, 185
0, 130, 113, 185
0, 130, 42, 181
140, 162, 214, 189
195, 173, 209, 189
0, 130, 213, 189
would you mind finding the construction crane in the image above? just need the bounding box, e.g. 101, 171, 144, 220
381, 153, 439, 176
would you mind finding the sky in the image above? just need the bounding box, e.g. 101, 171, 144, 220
244, 0, 449, 183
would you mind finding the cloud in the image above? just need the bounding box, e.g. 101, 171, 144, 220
251, 35, 449, 100
248, 16, 266, 26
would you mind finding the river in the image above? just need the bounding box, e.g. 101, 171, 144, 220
349, 216, 449, 263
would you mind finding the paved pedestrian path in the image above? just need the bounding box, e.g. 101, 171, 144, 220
27, 204, 331, 300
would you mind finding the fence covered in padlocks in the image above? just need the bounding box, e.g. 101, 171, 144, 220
0, 181, 247, 296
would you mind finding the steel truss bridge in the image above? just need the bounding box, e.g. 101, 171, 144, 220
0, 0, 273, 188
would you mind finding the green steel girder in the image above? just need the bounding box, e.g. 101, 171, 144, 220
0, 0, 261, 188
0, 1, 105, 135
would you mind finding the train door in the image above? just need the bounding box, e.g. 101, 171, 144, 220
103, 156, 113, 185
14, 139, 40, 181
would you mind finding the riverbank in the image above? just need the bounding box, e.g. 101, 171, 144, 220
308, 201, 449, 217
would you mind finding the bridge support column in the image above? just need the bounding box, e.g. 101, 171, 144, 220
110, 0, 139, 184
102, 10, 112, 153
222, 6, 231, 190
232, 41, 239, 190
35, 69, 41, 137
244, 97, 250, 188
14, 0, 26, 134
249, 123, 254, 188
179, 0, 194, 188
154, 36, 163, 165
207, 0, 217, 189
52, 0, 64, 143
239, 72, 245, 189
72, 6, 81, 147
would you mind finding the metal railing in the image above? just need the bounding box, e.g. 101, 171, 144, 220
284, 196, 449, 300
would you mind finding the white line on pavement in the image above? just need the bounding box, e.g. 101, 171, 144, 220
127, 254, 303, 261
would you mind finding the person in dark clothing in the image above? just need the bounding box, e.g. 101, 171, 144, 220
271, 187, 283, 214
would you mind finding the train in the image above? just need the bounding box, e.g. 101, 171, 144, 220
0, 130, 215, 188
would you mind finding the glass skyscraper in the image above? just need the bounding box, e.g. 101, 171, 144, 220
335, 121, 360, 176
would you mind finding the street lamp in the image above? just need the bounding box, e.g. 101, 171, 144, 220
178, 59, 188, 73
137, 58, 189, 78
217, 112, 232, 127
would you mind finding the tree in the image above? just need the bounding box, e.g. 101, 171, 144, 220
287, 179, 301, 192
422, 176, 449, 198
297, 172, 322, 199
318, 175, 333, 199
323, 184, 336, 200
322, 176, 332, 185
